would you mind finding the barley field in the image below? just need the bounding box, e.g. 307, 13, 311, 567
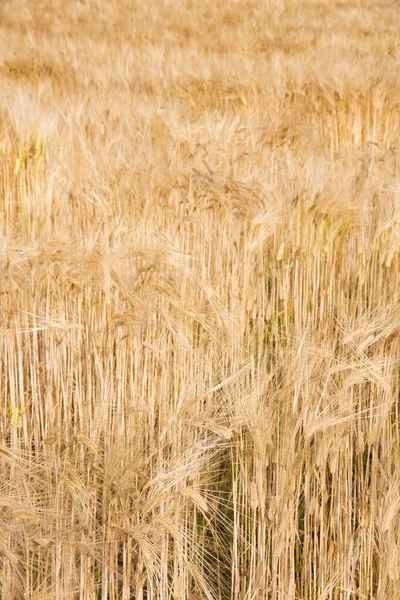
0, 0, 400, 598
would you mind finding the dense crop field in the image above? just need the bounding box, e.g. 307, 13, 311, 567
0, 1, 400, 598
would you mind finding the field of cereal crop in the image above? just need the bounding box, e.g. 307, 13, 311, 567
1, 1, 400, 598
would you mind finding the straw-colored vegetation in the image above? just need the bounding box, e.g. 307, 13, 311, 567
0, 0, 400, 598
